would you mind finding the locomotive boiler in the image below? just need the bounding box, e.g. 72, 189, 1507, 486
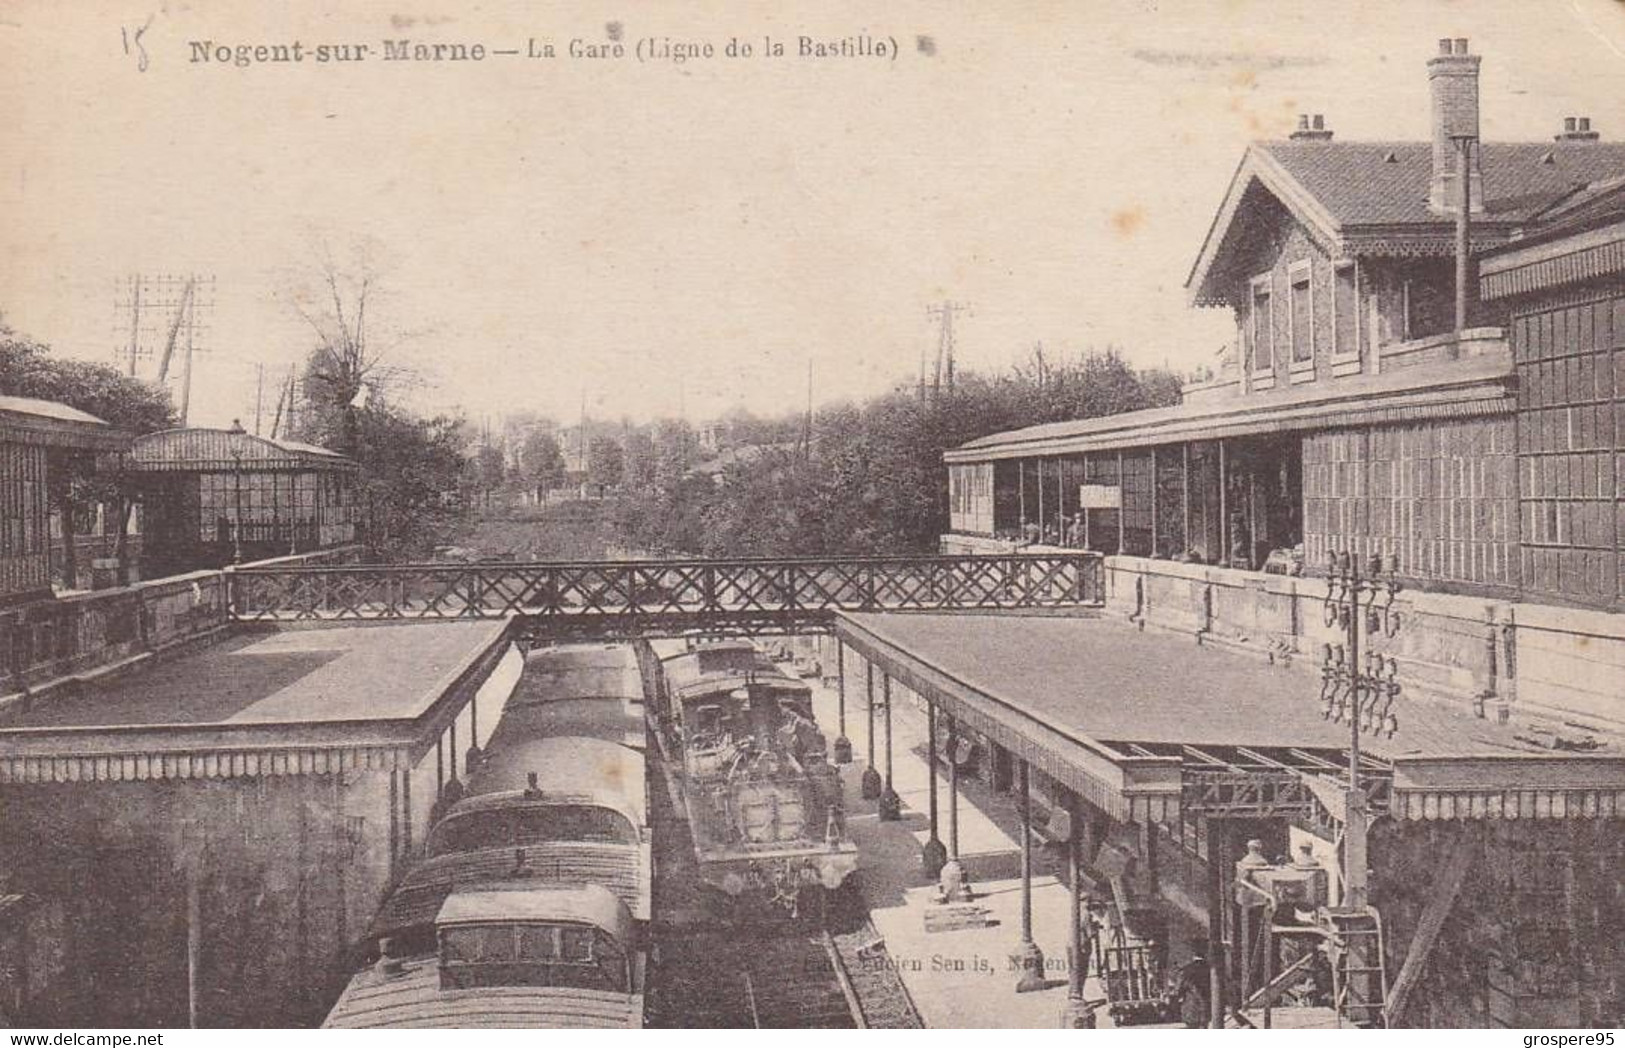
645, 639, 857, 914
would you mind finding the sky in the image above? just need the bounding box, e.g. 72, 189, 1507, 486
3, 0, 1625, 430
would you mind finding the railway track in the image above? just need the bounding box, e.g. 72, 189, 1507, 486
645, 702, 922, 1029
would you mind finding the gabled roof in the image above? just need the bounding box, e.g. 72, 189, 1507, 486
1188, 140, 1625, 306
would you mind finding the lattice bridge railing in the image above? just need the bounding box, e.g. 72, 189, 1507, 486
226, 553, 1104, 632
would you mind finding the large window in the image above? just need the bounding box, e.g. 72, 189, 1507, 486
197, 470, 327, 542
1249, 276, 1273, 373
0, 443, 46, 560
1289, 261, 1314, 364
1332, 261, 1360, 369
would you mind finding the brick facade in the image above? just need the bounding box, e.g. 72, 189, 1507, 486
1303, 416, 1518, 588
1512, 287, 1625, 608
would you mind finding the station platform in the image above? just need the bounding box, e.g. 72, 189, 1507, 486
811, 677, 1159, 1029
0, 621, 516, 783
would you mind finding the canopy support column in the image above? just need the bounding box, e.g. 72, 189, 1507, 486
833, 638, 852, 763
1061, 793, 1096, 1027
860, 658, 882, 799
939, 714, 969, 901
878, 673, 901, 820
1014, 759, 1046, 992
922, 697, 946, 877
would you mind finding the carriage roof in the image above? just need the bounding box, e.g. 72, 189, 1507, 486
438, 883, 633, 942
490, 695, 646, 752
517, 646, 644, 706
371, 836, 649, 934
460, 736, 647, 829
322, 972, 642, 1029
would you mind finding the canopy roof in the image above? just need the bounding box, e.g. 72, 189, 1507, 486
130, 426, 356, 472
945, 352, 1513, 463
836, 611, 1625, 825
0, 395, 128, 451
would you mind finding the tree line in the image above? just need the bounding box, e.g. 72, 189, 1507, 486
607, 346, 1182, 556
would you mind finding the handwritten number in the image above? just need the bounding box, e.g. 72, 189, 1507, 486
122, 15, 152, 71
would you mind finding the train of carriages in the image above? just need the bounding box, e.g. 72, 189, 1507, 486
323, 644, 652, 1029
642, 638, 857, 915
322, 634, 857, 1027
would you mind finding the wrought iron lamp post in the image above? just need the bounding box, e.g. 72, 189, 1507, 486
1320, 551, 1402, 909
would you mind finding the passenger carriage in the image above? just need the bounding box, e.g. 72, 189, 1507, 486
322, 644, 650, 1028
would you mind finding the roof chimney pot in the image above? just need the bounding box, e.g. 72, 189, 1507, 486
1555, 115, 1600, 142
1289, 112, 1334, 141
1427, 37, 1483, 214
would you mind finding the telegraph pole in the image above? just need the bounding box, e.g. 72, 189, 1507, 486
925, 300, 971, 402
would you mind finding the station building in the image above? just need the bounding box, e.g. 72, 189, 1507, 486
0, 396, 128, 604
943, 40, 1625, 733
130, 423, 360, 577
920, 39, 1625, 1028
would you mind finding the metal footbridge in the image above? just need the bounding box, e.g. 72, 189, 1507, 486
226, 552, 1104, 637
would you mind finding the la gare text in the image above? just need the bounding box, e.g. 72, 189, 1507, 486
186, 35, 898, 68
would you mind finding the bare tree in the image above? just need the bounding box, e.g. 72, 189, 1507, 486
280, 239, 422, 453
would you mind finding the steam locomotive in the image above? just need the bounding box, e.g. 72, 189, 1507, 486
643, 638, 857, 915
323, 644, 651, 1029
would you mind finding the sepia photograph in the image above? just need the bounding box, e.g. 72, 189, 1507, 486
0, 0, 1622, 1033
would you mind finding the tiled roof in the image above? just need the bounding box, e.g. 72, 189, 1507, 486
1523, 172, 1625, 227
1258, 140, 1625, 227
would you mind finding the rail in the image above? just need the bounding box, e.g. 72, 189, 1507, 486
225, 553, 1105, 631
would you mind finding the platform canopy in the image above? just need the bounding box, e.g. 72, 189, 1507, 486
0, 620, 512, 784
835, 611, 1625, 826
942, 354, 1512, 464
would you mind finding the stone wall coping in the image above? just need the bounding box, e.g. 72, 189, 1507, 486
1514, 600, 1625, 642
1104, 554, 1521, 625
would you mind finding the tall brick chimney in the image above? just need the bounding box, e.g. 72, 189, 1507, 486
1427, 38, 1483, 214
